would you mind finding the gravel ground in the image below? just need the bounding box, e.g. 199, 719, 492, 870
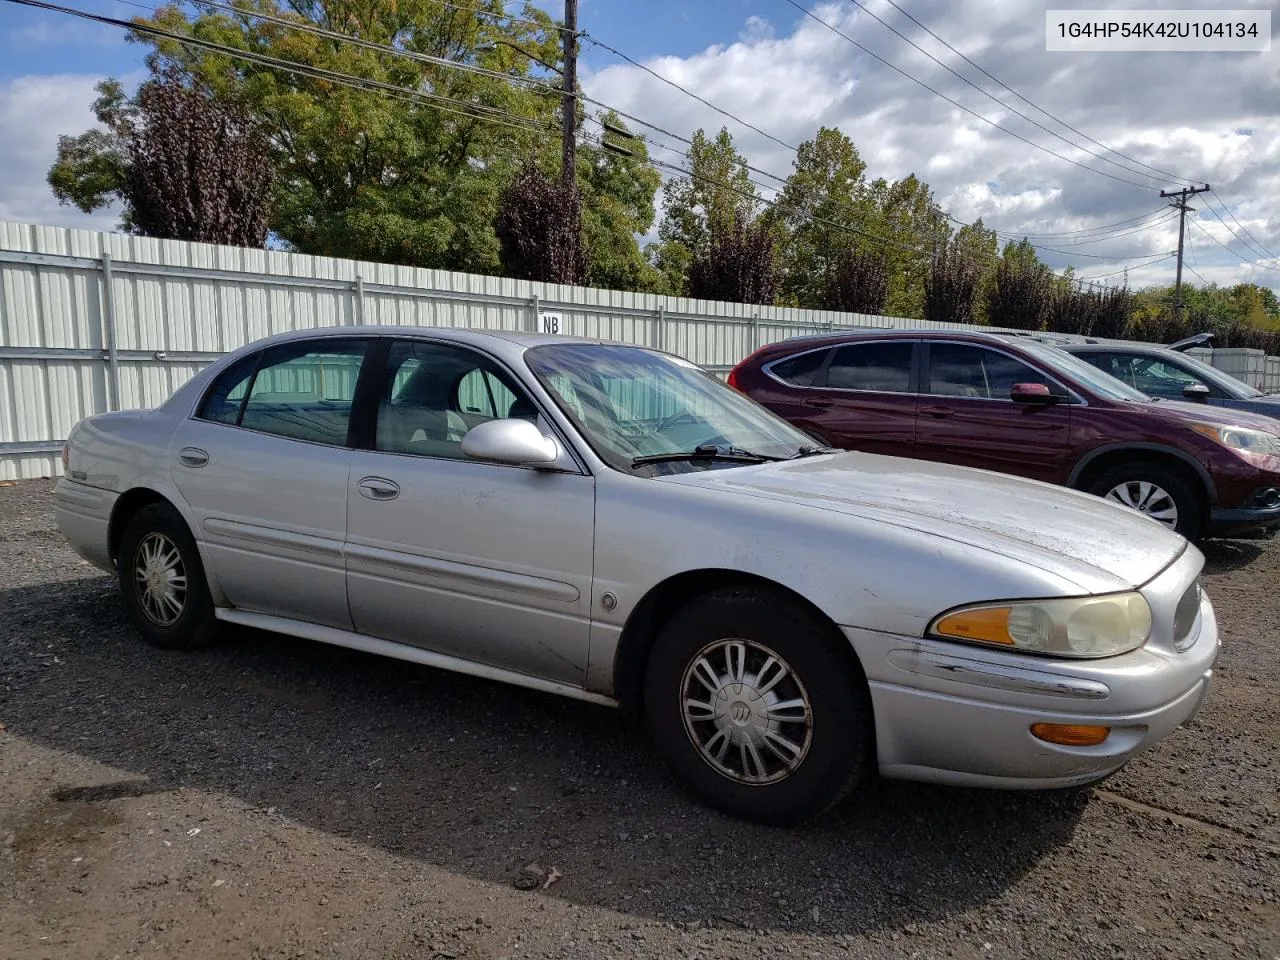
1, 478, 1277, 960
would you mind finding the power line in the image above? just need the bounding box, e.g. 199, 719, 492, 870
13, 0, 1174, 289
1073, 251, 1178, 282
581, 33, 797, 152
1189, 218, 1280, 274
986, 207, 1170, 240
1201, 192, 1280, 265
867, 0, 1197, 187
779, 0, 1158, 190
4, 0, 560, 135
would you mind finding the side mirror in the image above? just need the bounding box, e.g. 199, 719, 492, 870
1182, 382, 1211, 402
1010, 382, 1055, 405
461, 418, 559, 466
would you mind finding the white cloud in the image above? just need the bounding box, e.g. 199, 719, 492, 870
581, 0, 1280, 293
0, 73, 128, 231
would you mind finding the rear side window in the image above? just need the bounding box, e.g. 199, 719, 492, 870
199, 353, 259, 425
199, 340, 367, 446
927, 343, 1052, 399
826, 342, 914, 392
768, 350, 828, 386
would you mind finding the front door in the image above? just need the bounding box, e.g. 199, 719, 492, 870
169, 338, 371, 629
343, 339, 596, 685
799, 340, 919, 456
913, 341, 1072, 484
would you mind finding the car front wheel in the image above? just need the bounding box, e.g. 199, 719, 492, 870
1086, 461, 1204, 539
644, 586, 874, 826
117, 502, 218, 650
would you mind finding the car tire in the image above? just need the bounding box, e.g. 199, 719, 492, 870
1086, 460, 1205, 540
643, 585, 874, 826
117, 502, 218, 650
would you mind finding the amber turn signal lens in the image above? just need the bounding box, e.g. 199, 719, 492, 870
1030, 723, 1111, 746
933, 607, 1015, 645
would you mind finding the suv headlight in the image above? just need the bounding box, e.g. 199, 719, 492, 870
927, 592, 1153, 658
1189, 422, 1280, 457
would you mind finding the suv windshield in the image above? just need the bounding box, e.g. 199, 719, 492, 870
525, 343, 821, 475
1018, 341, 1152, 402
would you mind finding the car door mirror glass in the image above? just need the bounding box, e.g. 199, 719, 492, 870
1010, 382, 1054, 404
1182, 382, 1211, 401
460, 418, 559, 466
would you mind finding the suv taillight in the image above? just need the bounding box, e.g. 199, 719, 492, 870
727, 365, 743, 391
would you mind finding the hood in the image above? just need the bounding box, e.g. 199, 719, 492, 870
664, 452, 1187, 592
1139, 397, 1280, 432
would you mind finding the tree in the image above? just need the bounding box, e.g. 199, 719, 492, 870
986, 239, 1055, 330
862, 174, 949, 318
924, 238, 984, 326
650, 127, 757, 295
494, 163, 586, 284
686, 214, 778, 305
49, 70, 273, 245
577, 113, 664, 291
768, 127, 870, 308
45, 0, 662, 279
826, 248, 888, 314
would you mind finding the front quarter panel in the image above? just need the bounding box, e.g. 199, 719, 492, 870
586, 468, 1091, 695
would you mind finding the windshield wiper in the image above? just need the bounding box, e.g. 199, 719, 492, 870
631, 444, 779, 468
787, 444, 838, 459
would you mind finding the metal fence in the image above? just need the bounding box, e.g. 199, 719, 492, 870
1, 218, 1276, 480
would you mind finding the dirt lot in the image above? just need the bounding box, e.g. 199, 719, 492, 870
1, 478, 1277, 960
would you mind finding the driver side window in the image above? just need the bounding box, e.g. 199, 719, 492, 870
375, 342, 539, 460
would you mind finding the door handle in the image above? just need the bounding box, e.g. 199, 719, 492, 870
920, 405, 955, 419
804, 396, 835, 408
357, 477, 400, 501
178, 447, 209, 467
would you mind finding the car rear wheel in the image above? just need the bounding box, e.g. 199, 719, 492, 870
117, 502, 218, 650
643, 586, 874, 826
1086, 461, 1204, 539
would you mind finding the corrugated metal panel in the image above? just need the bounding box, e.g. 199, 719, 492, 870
5, 217, 1280, 480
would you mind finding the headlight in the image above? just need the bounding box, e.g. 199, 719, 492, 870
1189, 422, 1280, 457
927, 592, 1153, 658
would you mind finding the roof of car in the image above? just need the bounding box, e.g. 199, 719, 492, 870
225, 324, 643, 352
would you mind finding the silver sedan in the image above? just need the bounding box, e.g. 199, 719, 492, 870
55, 327, 1220, 825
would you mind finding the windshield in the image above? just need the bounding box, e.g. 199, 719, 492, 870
525, 343, 821, 475
1019, 341, 1153, 402
1163, 350, 1264, 398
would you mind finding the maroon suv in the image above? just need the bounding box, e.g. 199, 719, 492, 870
729, 329, 1280, 539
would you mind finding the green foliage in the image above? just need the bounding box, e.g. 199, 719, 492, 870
649, 127, 757, 295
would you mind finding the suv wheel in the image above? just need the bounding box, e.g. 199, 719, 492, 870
1087, 461, 1204, 539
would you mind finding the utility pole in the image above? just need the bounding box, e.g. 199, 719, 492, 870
1161, 183, 1210, 323
561, 0, 578, 187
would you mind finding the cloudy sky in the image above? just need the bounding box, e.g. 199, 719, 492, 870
1, 0, 1277, 294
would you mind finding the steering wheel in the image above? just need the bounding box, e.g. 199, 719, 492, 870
656, 411, 703, 433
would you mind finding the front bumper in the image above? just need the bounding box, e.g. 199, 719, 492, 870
842, 551, 1220, 789
1208, 502, 1280, 537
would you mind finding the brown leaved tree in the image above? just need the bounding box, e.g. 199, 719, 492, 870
987, 240, 1055, 330
923, 241, 983, 326
495, 164, 587, 285
824, 247, 889, 314
127, 70, 273, 246
686, 216, 779, 304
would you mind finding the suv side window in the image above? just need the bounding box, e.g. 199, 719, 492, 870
376, 341, 539, 459
927, 343, 1052, 399
1130, 356, 1207, 399
198, 341, 367, 446
768, 349, 829, 387
826, 342, 914, 392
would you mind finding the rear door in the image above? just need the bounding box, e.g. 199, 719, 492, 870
169, 338, 372, 629
913, 341, 1072, 484
771, 340, 919, 456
